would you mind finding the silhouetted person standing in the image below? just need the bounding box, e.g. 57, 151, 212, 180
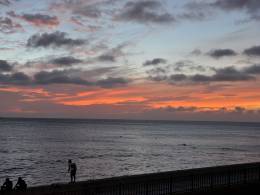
68, 159, 77, 183
1, 178, 13, 193
14, 177, 27, 191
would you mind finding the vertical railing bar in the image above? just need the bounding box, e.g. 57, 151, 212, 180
228, 169, 231, 187
259, 165, 260, 182
244, 168, 247, 184
191, 174, 194, 193
170, 176, 172, 194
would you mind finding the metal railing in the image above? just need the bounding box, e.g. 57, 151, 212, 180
5, 162, 260, 195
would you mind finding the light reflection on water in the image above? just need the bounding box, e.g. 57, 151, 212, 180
1, 118, 260, 186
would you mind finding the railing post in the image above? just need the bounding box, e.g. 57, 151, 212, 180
228, 170, 231, 187
210, 174, 214, 191
119, 182, 122, 195
259, 165, 260, 181
243, 168, 247, 184
145, 181, 148, 195
170, 176, 173, 195
191, 174, 194, 192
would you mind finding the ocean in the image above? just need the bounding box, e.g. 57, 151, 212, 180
1, 118, 260, 186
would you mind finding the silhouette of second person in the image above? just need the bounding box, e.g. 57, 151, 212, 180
14, 177, 27, 191
68, 159, 77, 183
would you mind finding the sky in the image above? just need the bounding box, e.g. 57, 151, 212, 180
0, 0, 260, 122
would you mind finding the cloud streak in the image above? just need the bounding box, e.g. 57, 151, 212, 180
27, 31, 86, 48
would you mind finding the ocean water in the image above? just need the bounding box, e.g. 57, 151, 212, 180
1, 118, 260, 186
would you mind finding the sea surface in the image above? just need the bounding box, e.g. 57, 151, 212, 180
1, 118, 260, 186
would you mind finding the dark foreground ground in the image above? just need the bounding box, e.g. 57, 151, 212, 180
2, 162, 260, 195
185, 183, 260, 195
2, 182, 260, 195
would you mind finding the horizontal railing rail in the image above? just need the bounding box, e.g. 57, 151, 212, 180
3, 162, 260, 195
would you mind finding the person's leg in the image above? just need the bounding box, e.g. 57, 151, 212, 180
70, 173, 73, 183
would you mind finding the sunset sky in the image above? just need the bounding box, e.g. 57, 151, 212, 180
0, 0, 260, 121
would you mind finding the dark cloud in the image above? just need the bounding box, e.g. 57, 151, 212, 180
34, 70, 91, 85
149, 65, 256, 84
243, 45, 260, 56
157, 106, 260, 118
234, 106, 246, 113
0, 72, 31, 85
0, 60, 13, 71
0, 17, 22, 34
33, 70, 130, 88
243, 64, 260, 74
50, 56, 83, 66
8, 12, 59, 27
143, 58, 167, 66
173, 60, 206, 72
27, 31, 86, 48
147, 60, 207, 75
169, 74, 187, 82
208, 49, 237, 58
172, 67, 253, 83
116, 1, 174, 24
97, 54, 116, 62
0, 67, 130, 88
211, 66, 254, 81
212, 0, 260, 11
0, 0, 11, 6
96, 77, 129, 88
212, 0, 260, 20
183, 0, 260, 22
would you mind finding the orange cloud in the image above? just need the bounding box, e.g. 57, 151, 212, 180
8, 11, 59, 28
1, 80, 260, 117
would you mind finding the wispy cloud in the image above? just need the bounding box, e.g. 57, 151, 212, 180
115, 1, 175, 24
8, 11, 60, 28
0, 17, 22, 34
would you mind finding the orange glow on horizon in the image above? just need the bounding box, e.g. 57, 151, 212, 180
1, 80, 260, 115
